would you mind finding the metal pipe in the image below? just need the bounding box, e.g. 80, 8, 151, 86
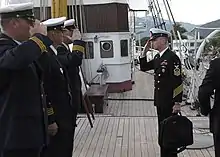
79, 0, 83, 33
195, 27, 220, 30
72, 0, 75, 19
43, 0, 46, 20
74, 0, 78, 27
196, 29, 220, 60
39, 0, 43, 21
193, 28, 198, 57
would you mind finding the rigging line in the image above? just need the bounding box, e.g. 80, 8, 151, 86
152, 0, 163, 29
148, 0, 159, 28
151, 3, 159, 28
149, 0, 159, 28
165, 0, 176, 26
162, 0, 178, 41
155, 0, 166, 30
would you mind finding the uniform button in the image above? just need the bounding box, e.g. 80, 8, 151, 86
43, 108, 45, 112
158, 88, 160, 90
158, 81, 160, 83
41, 94, 44, 98
158, 74, 161, 76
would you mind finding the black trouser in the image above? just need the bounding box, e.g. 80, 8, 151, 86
213, 132, 220, 157
157, 106, 177, 157
41, 129, 74, 157
3, 148, 41, 157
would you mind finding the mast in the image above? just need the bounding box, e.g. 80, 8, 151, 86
51, 0, 67, 18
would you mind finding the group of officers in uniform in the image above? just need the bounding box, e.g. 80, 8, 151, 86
0, 1, 220, 157
0, 2, 84, 157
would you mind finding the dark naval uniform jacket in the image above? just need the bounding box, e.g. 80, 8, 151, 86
139, 48, 183, 108
198, 57, 220, 134
56, 40, 85, 114
198, 57, 220, 157
0, 33, 55, 150
39, 46, 74, 130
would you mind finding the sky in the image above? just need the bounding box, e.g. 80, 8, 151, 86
129, 0, 220, 25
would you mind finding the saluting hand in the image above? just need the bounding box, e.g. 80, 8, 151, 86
71, 28, 82, 41
48, 122, 58, 136
29, 19, 47, 36
141, 40, 151, 57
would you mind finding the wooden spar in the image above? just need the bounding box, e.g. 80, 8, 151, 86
51, 0, 67, 18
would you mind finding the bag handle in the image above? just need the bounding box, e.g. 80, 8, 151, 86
177, 146, 186, 153
171, 146, 186, 154
172, 111, 182, 116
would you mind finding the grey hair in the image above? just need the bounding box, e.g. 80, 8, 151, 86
0, 17, 13, 32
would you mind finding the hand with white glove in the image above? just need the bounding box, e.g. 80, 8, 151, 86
63, 28, 82, 42
29, 19, 47, 36
71, 28, 82, 41
140, 40, 151, 58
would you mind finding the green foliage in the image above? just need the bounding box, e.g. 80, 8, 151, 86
136, 37, 150, 47
204, 32, 220, 57
171, 22, 188, 39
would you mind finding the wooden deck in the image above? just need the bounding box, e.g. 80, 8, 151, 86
73, 71, 215, 157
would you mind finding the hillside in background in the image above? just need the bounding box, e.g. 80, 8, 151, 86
135, 16, 197, 39
136, 16, 220, 39
188, 19, 220, 38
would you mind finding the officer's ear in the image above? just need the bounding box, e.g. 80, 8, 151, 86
9, 18, 19, 29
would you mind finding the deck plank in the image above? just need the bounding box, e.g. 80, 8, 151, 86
73, 117, 214, 157
99, 118, 115, 157
93, 117, 110, 157
73, 71, 214, 157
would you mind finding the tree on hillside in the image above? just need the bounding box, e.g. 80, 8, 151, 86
171, 22, 188, 39
204, 32, 220, 57
136, 37, 150, 47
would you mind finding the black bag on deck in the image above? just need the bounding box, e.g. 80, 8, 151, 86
159, 113, 194, 153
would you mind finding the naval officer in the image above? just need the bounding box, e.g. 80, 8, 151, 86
0, 2, 57, 157
40, 17, 76, 157
57, 18, 85, 143
198, 57, 220, 157
139, 28, 183, 157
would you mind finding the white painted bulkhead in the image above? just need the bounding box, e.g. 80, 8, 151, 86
81, 32, 132, 84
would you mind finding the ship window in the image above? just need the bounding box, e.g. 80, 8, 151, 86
100, 40, 114, 58
85, 42, 94, 59
120, 39, 128, 57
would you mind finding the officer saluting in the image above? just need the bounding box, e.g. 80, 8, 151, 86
0, 2, 55, 157
57, 18, 85, 143
40, 17, 76, 157
198, 57, 220, 157
139, 28, 183, 157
